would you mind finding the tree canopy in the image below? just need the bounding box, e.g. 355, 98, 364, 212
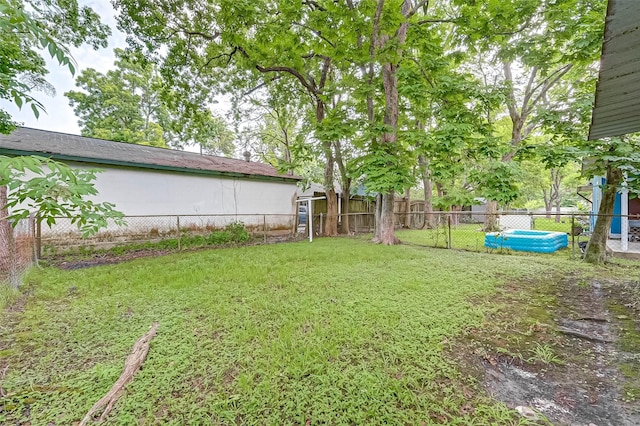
66, 48, 235, 154
0, 0, 125, 247
0, 0, 110, 132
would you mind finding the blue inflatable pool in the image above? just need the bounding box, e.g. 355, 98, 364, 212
484, 229, 568, 253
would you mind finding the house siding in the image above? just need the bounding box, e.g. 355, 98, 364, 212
78, 162, 297, 217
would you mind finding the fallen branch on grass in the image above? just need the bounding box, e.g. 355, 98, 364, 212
79, 322, 159, 426
557, 326, 613, 343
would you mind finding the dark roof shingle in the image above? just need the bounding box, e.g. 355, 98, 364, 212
0, 127, 299, 182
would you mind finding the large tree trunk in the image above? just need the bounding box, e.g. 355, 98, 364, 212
373, 0, 410, 245
374, 193, 382, 239
483, 200, 499, 231
584, 166, 622, 264
377, 57, 401, 244
316, 100, 338, 236
543, 189, 552, 219
324, 187, 338, 237
334, 140, 351, 235
376, 192, 399, 245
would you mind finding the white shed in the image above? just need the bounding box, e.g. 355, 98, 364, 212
0, 127, 301, 232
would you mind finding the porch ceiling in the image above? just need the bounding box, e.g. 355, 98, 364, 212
589, 0, 640, 140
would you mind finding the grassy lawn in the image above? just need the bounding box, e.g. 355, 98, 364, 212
396, 219, 581, 255
0, 237, 597, 424
531, 217, 574, 233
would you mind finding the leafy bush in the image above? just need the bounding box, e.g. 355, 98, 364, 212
224, 221, 251, 243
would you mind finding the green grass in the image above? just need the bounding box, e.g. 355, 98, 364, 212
0, 284, 19, 311
532, 217, 573, 233
396, 221, 579, 257
0, 238, 597, 424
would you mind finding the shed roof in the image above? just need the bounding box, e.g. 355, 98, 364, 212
0, 127, 300, 183
589, 0, 640, 140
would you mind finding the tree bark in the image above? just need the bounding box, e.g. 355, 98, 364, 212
334, 140, 351, 234
483, 200, 499, 232
543, 189, 552, 219
584, 165, 622, 264
324, 187, 338, 236
418, 155, 435, 229
340, 189, 350, 234
377, 192, 399, 245
377, 57, 401, 244
316, 99, 338, 236
374, 193, 382, 240
373, 0, 411, 245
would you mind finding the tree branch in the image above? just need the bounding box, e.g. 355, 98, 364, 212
372, 0, 385, 49
406, 0, 430, 19
502, 61, 520, 122
242, 75, 282, 97
415, 19, 457, 25
524, 63, 573, 117
292, 22, 336, 48
520, 66, 538, 115
255, 65, 317, 95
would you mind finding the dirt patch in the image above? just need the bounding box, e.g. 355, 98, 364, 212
53, 249, 176, 270
48, 236, 306, 270
459, 275, 640, 425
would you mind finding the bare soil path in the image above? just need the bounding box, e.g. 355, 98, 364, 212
466, 274, 640, 425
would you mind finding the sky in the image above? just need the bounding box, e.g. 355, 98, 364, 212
0, 1, 127, 135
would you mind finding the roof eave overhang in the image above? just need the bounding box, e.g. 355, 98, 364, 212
589, 0, 640, 140
0, 148, 301, 184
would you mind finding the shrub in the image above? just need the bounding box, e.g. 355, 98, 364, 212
225, 221, 250, 243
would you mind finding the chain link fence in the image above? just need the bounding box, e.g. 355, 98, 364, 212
0, 214, 36, 287
37, 214, 302, 258
3, 210, 638, 286
308, 211, 617, 258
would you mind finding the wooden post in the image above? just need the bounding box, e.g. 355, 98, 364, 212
176, 216, 181, 251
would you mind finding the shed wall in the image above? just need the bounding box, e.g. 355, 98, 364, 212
80, 163, 298, 216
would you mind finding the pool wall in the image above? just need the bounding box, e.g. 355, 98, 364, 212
484, 229, 569, 253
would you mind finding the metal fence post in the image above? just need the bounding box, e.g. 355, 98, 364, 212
264, 215, 267, 243
447, 215, 452, 249
29, 213, 38, 265
320, 213, 323, 236
529, 212, 534, 230
36, 218, 41, 259
177, 215, 181, 251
